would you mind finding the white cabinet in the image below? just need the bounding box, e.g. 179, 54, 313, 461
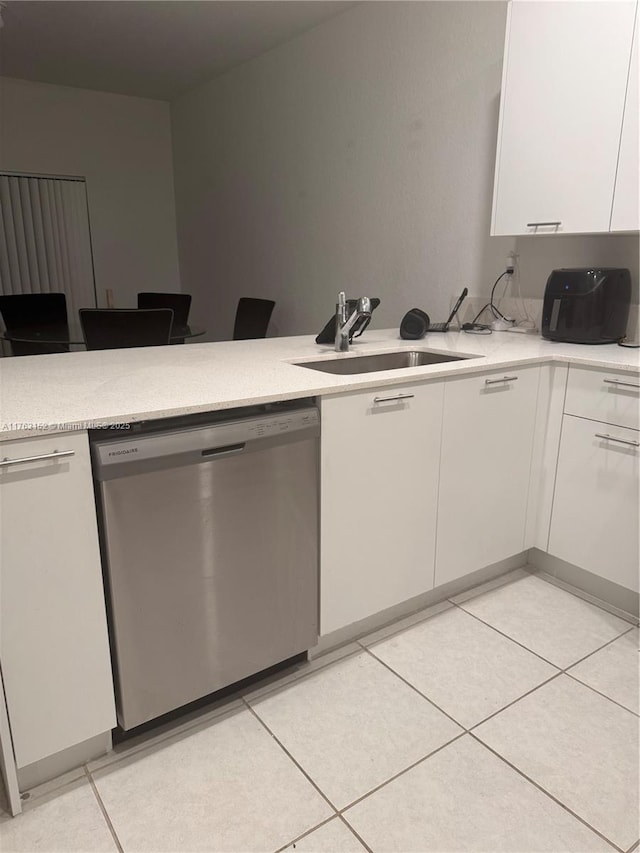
547, 366, 640, 592
320, 382, 443, 635
491, 1, 637, 236
0, 432, 115, 770
564, 366, 639, 431
548, 416, 639, 592
611, 14, 639, 231
435, 366, 540, 586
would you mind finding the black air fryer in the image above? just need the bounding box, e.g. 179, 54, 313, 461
541, 268, 631, 344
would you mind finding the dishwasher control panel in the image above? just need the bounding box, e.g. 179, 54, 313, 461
91, 406, 320, 476
249, 410, 319, 438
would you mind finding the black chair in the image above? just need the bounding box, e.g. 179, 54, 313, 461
233, 298, 275, 340
79, 309, 173, 351
137, 292, 192, 344
0, 292, 69, 355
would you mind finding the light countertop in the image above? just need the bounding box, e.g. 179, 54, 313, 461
1, 329, 638, 440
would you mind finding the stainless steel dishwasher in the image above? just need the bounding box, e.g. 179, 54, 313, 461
91, 401, 319, 730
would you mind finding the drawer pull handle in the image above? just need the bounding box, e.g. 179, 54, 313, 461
595, 433, 639, 448
526, 221, 562, 228
603, 378, 640, 390
373, 393, 415, 403
0, 449, 75, 468
485, 376, 518, 386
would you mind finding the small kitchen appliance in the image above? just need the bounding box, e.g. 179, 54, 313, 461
541, 268, 631, 344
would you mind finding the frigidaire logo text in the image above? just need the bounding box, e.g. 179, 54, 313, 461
108, 448, 139, 457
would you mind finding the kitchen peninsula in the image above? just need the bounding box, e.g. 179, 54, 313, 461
1, 330, 638, 436
1, 329, 638, 814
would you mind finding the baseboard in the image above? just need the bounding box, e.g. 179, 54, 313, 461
528, 548, 639, 621
17, 731, 112, 792
312, 553, 529, 657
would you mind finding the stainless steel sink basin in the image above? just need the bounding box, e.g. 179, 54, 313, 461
296, 350, 472, 375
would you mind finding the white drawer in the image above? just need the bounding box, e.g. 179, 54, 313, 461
549, 415, 639, 592
564, 366, 640, 430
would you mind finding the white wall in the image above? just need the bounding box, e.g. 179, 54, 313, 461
172, 1, 513, 341
514, 233, 639, 303
0, 77, 181, 310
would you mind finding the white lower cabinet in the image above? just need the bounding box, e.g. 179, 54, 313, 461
548, 416, 639, 592
320, 382, 444, 635
0, 432, 116, 770
435, 366, 540, 586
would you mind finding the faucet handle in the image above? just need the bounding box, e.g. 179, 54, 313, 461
358, 296, 372, 315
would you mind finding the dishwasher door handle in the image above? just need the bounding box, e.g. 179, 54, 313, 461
201, 443, 246, 458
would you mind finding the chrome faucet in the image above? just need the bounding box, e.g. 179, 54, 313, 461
335, 292, 372, 352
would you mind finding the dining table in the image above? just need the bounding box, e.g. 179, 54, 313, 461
1, 321, 206, 348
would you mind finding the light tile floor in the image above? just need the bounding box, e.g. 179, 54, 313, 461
1, 569, 638, 853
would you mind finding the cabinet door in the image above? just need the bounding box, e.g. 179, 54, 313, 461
435, 367, 540, 586
320, 382, 443, 636
611, 12, 639, 231
548, 416, 639, 592
491, 1, 636, 236
0, 432, 115, 769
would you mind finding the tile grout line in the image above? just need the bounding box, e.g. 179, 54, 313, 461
87, 647, 366, 779
336, 731, 468, 815
467, 670, 564, 733
444, 567, 534, 609
336, 813, 375, 853
359, 643, 467, 731
271, 814, 337, 853
356, 600, 454, 649
447, 603, 638, 720
466, 566, 638, 628
241, 644, 364, 707
625, 840, 640, 853
531, 570, 639, 627
85, 643, 365, 780
358, 598, 637, 848
451, 597, 635, 675
241, 698, 340, 815
564, 624, 637, 670
271, 810, 376, 853
449, 599, 570, 668
563, 670, 640, 718
246, 683, 472, 849
363, 611, 633, 734
468, 733, 626, 853
87, 700, 247, 776
83, 767, 124, 853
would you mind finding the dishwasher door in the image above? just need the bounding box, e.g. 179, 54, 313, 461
92, 407, 319, 730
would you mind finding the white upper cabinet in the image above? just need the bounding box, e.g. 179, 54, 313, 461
611, 13, 639, 231
491, 1, 637, 236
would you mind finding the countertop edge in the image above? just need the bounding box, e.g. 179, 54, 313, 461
1, 335, 638, 441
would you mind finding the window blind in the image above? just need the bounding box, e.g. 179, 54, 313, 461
0, 174, 97, 319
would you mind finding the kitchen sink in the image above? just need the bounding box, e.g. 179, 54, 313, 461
296, 349, 473, 375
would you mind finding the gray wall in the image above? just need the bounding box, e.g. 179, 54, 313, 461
0, 77, 182, 310
171, 1, 514, 340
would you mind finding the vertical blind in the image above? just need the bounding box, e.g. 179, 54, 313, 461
0, 174, 97, 319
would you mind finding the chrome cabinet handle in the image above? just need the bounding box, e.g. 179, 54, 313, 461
0, 449, 75, 468
526, 221, 562, 227
595, 433, 640, 448
603, 378, 640, 390
485, 376, 518, 386
373, 393, 415, 403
